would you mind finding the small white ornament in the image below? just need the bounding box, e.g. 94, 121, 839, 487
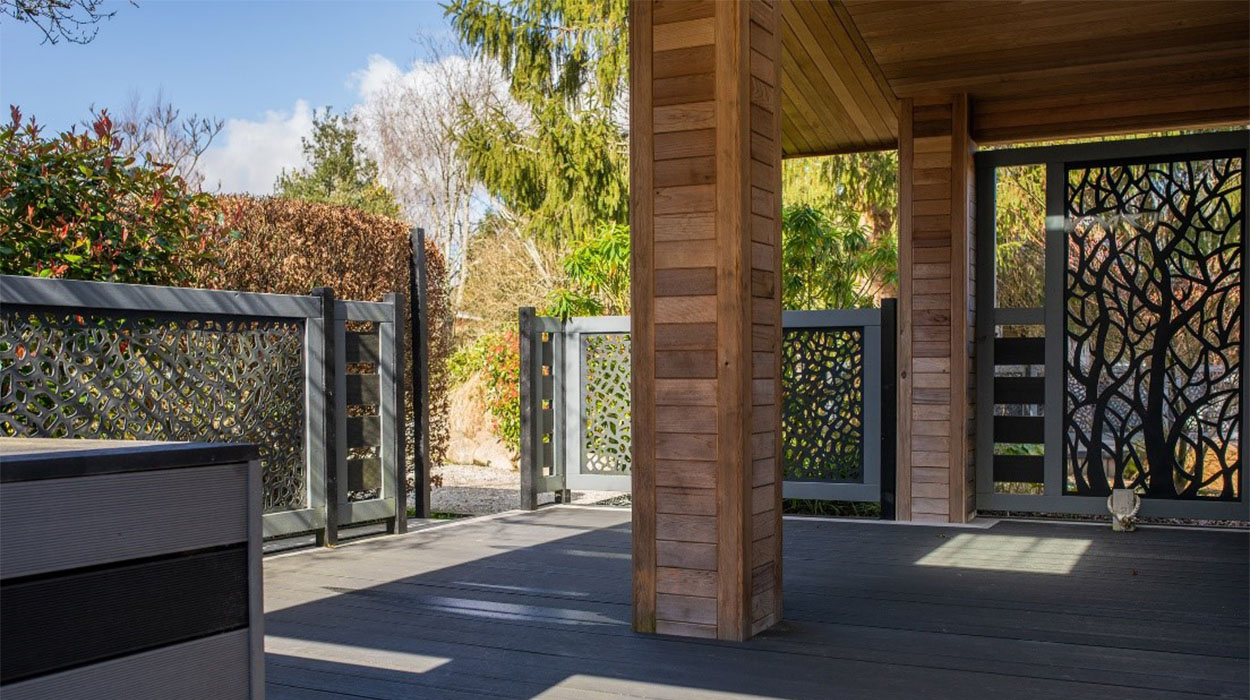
1107, 488, 1141, 532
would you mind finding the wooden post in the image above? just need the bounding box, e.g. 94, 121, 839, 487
409, 229, 431, 520
311, 286, 339, 546
630, 0, 782, 641
896, 96, 977, 523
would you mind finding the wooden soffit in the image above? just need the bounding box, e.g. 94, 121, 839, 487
781, 0, 1250, 156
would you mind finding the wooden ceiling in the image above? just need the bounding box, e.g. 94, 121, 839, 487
781, 0, 1250, 156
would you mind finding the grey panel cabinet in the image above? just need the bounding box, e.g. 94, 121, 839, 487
0, 439, 264, 699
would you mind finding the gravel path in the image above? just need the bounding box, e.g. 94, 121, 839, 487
426, 463, 625, 515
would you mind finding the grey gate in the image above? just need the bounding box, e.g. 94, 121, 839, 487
520, 303, 897, 510
975, 132, 1249, 520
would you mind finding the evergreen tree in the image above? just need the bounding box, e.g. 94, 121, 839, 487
275, 108, 403, 219
445, 0, 629, 246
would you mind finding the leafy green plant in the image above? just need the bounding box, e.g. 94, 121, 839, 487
544, 221, 630, 319
781, 203, 896, 310
450, 330, 522, 455
0, 107, 219, 284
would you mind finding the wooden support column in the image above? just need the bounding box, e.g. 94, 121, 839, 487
630, 0, 782, 641
897, 95, 977, 523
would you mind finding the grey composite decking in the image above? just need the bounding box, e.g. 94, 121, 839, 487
264, 507, 1249, 700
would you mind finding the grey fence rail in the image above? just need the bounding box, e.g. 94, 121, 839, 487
0, 274, 410, 544
520, 301, 898, 515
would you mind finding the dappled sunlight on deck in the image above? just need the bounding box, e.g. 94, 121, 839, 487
914, 533, 1092, 575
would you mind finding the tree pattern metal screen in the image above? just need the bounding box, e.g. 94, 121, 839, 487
0, 309, 308, 510
782, 327, 865, 482
580, 333, 631, 473
1064, 154, 1243, 499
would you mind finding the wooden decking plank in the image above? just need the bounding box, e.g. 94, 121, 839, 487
265, 507, 1249, 700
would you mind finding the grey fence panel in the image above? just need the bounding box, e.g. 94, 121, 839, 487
0, 275, 409, 541
565, 316, 632, 492
521, 307, 891, 505
780, 309, 882, 502
974, 132, 1250, 521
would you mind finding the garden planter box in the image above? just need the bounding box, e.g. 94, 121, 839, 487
0, 439, 263, 699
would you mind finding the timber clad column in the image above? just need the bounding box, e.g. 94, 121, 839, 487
897, 95, 977, 523
630, 0, 783, 641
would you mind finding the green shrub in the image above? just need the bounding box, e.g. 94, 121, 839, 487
0, 108, 218, 284
202, 195, 452, 465
451, 330, 521, 455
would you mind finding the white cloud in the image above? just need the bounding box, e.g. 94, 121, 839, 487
198, 100, 314, 195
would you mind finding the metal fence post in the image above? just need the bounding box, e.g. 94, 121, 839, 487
879, 298, 898, 520
409, 228, 431, 520
311, 287, 339, 547
384, 292, 408, 534
519, 307, 538, 510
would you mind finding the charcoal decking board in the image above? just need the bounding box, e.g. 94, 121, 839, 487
264, 507, 1249, 700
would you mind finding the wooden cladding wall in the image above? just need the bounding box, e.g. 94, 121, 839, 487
631, 0, 782, 642
747, 0, 783, 637
897, 95, 976, 523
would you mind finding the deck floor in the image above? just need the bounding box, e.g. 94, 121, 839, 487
264, 507, 1249, 700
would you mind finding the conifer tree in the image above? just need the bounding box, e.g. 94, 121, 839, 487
445, 0, 628, 246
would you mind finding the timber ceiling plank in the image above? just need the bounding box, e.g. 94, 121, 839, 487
780, 0, 1248, 154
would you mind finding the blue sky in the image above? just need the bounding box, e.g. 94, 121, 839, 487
1, 0, 460, 191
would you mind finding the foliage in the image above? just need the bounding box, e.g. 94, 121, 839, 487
781, 152, 899, 306
781, 203, 896, 310
544, 221, 629, 319
356, 45, 507, 297
994, 164, 1046, 308
449, 330, 521, 455
445, 0, 629, 245
92, 90, 223, 191
201, 195, 451, 464
0, 108, 219, 284
782, 499, 881, 518
274, 109, 403, 219
457, 218, 563, 337
784, 151, 898, 242
2, 0, 124, 44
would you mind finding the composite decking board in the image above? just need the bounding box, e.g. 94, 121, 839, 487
264, 591, 1246, 700
266, 565, 1246, 666
265, 507, 1248, 699
265, 581, 1246, 694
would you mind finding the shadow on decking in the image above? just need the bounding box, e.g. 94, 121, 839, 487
262, 507, 1249, 700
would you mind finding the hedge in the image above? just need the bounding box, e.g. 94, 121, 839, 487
201, 196, 451, 467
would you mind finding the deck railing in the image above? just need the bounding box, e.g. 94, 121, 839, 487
0, 275, 409, 544
520, 301, 898, 515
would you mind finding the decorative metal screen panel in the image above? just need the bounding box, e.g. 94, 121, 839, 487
580, 333, 631, 474
782, 327, 865, 482
1064, 154, 1243, 500
0, 309, 308, 511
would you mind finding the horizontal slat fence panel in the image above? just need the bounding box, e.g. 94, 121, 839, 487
347, 458, 382, 493
345, 374, 380, 406
993, 376, 1045, 405
993, 337, 1045, 365
346, 415, 381, 447
345, 333, 381, 363
993, 416, 1045, 444
993, 455, 1045, 483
